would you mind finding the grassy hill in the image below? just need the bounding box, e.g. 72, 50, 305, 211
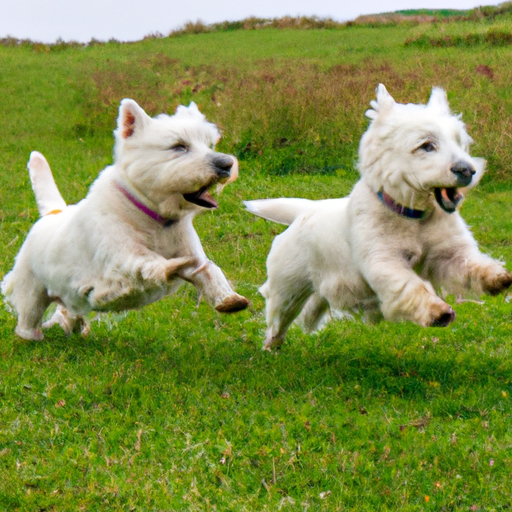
1, 10, 512, 511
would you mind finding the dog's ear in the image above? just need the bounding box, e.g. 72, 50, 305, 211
117, 99, 151, 139
365, 84, 395, 119
175, 101, 206, 121
186, 102, 201, 116
175, 102, 221, 145
427, 87, 450, 115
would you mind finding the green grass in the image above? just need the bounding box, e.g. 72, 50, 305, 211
1, 14, 512, 511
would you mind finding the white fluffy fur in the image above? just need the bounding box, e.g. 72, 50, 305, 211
246, 84, 512, 350
2, 99, 249, 340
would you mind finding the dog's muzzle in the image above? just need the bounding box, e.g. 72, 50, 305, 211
434, 160, 476, 214
182, 154, 238, 209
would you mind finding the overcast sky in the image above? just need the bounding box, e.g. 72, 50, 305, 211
0, 0, 503, 43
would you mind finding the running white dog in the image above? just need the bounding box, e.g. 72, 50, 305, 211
246, 84, 512, 350
2, 99, 249, 340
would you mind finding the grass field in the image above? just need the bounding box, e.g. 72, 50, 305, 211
1, 8, 512, 511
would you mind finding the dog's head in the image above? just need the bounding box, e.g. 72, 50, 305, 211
114, 99, 238, 211
359, 84, 484, 213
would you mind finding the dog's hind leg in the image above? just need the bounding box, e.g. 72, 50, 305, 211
27, 152, 67, 217
261, 278, 314, 351
42, 305, 90, 337
295, 293, 330, 333
12, 282, 51, 341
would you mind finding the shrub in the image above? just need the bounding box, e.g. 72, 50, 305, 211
405, 29, 512, 48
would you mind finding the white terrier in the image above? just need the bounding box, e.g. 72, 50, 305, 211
246, 84, 512, 350
2, 99, 249, 340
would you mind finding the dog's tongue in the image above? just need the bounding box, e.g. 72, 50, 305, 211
434, 187, 463, 213
183, 187, 218, 209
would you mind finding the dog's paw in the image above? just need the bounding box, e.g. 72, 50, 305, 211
214, 294, 250, 313
262, 334, 285, 352
429, 305, 456, 327
15, 326, 44, 341
43, 306, 75, 335
71, 315, 91, 337
482, 270, 512, 296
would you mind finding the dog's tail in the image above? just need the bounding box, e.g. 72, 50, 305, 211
244, 198, 319, 226
27, 151, 67, 217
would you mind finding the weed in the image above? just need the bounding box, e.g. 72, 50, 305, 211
170, 16, 346, 37
405, 29, 512, 48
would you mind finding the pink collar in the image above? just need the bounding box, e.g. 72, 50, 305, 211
115, 181, 176, 227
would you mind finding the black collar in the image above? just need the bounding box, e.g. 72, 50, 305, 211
377, 189, 427, 220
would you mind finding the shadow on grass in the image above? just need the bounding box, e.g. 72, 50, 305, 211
11, 298, 510, 414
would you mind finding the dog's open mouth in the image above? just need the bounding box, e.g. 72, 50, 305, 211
434, 187, 463, 213
183, 186, 218, 209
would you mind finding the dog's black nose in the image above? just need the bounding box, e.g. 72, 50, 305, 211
211, 154, 233, 178
211, 154, 233, 177
451, 160, 475, 186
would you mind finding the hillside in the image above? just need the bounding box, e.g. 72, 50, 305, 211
1, 12, 512, 511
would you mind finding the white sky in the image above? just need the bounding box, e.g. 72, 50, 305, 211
0, 0, 504, 43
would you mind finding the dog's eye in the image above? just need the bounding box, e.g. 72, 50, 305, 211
419, 142, 436, 153
170, 144, 188, 153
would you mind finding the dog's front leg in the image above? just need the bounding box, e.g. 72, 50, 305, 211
176, 221, 249, 313
363, 260, 455, 327
89, 255, 198, 309
427, 248, 512, 298
139, 255, 198, 282
179, 260, 250, 313
421, 217, 512, 298
464, 256, 512, 296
